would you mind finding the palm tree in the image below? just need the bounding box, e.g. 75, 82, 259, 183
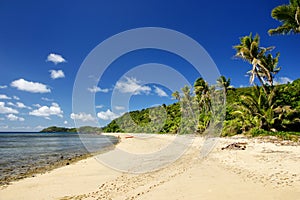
233, 86, 299, 132
233, 33, 277, 94
194, 78, 210, 111
171, 91, 180, 101
217, 75, 231, 95
259, 53, 281, 86
269, 0, 300, 35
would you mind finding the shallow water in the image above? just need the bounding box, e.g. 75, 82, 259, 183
0, 132, 118, 185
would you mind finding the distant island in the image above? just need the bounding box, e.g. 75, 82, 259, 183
40, 126, 102, 134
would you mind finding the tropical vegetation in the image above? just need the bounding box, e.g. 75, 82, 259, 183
269, 0, 300, 35
103, 28, 300, 139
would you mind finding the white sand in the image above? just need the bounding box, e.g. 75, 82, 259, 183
1, 134, 300, 200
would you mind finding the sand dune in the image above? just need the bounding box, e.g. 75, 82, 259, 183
1, 134, 300, 200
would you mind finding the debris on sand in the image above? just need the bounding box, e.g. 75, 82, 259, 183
221, 142, 247, 150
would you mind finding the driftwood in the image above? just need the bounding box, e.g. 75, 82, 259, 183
221, 142, 247, 150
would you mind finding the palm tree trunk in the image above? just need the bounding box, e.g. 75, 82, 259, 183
254, 67, 268, 95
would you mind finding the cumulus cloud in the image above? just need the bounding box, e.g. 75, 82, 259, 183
87, 86, 109, 93
115, 77, 151, 95
6, 114, 25, 121
13, 96, 20, 100
115, 106, 125, 110
275, 77, 293, 85
0, 85, 7, 89
97, 109, 121, 121
153, 86, 168, 97
64, 120, 68, 124
0, 102, 18, 114
7, 102, 14, 106
46, 53, 66, 64
33, 104, 41, 108
11, 79, 51, 93
49, 70, 65, 79
16, 102, 31, 109
70, 112, 96, 122
0, 94, 11, 99
29, 103, 63, 118
7, 102, 31, 109
95, 105, 104, 109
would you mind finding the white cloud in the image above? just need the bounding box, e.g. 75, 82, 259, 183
7, 102, 15, 106
0, 85, 7, 89
7, 101, 31, 109
0, 94, 11, 99
11, 79, 51, 93
87, 86, 109, 93
64, 120, 68, 125
49, 70, 65, 79
95, 105, 104, 109
0, 125, 8, 129
6, 114, 25, 121
97, 109, 121, 121
34, 125, 45, 130
33, 104, 41, 108
16, 102, 31, 109
0, 102, 18, 114
70, 112, 96, 122
29, 103, 63, 118
115, 106, 125, 110
13, 96, 20, 100
115, 77, 151, 95
153, 86, 168, 97
275, 77, 293, 85
0, 117, 4, 120
41, 97, 54, 102
46, 53, 66, 64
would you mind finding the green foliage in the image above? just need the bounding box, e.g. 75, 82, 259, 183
40, 126, 77, 133
103, 103, 181, 134
233, 33, 280, 93
77, 126, 102, 133
250, 128, 300, 141
103, 77, 300, 140
40, 126, 103, 133
269, 0, 300, 35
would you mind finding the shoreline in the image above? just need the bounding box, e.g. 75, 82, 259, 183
1, 133, 300, 199
0, 134, 120, 187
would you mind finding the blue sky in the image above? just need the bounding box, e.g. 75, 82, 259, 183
0, 0, 299, 131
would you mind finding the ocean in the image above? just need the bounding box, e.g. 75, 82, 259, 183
0, 132, 118, 185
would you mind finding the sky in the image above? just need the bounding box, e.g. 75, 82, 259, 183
0, 0, 299, 131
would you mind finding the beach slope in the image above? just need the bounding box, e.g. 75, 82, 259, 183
1, 134, 300, 200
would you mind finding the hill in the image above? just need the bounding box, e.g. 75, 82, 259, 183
103, 78, 300, 138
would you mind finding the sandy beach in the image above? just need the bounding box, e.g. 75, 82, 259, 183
1, 133, 300, 200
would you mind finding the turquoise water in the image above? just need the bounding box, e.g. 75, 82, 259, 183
0, 132, 118, 185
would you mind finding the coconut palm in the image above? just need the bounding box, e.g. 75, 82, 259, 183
259, 53, 281, 86
217, 75, 231, 95
233, 86, 298, 132
171, 91, 180, 101
233, 33, 277, 94
194, 78, 210, 111
269, 0, 300, 35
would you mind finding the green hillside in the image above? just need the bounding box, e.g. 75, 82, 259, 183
103, 78, 300, 138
